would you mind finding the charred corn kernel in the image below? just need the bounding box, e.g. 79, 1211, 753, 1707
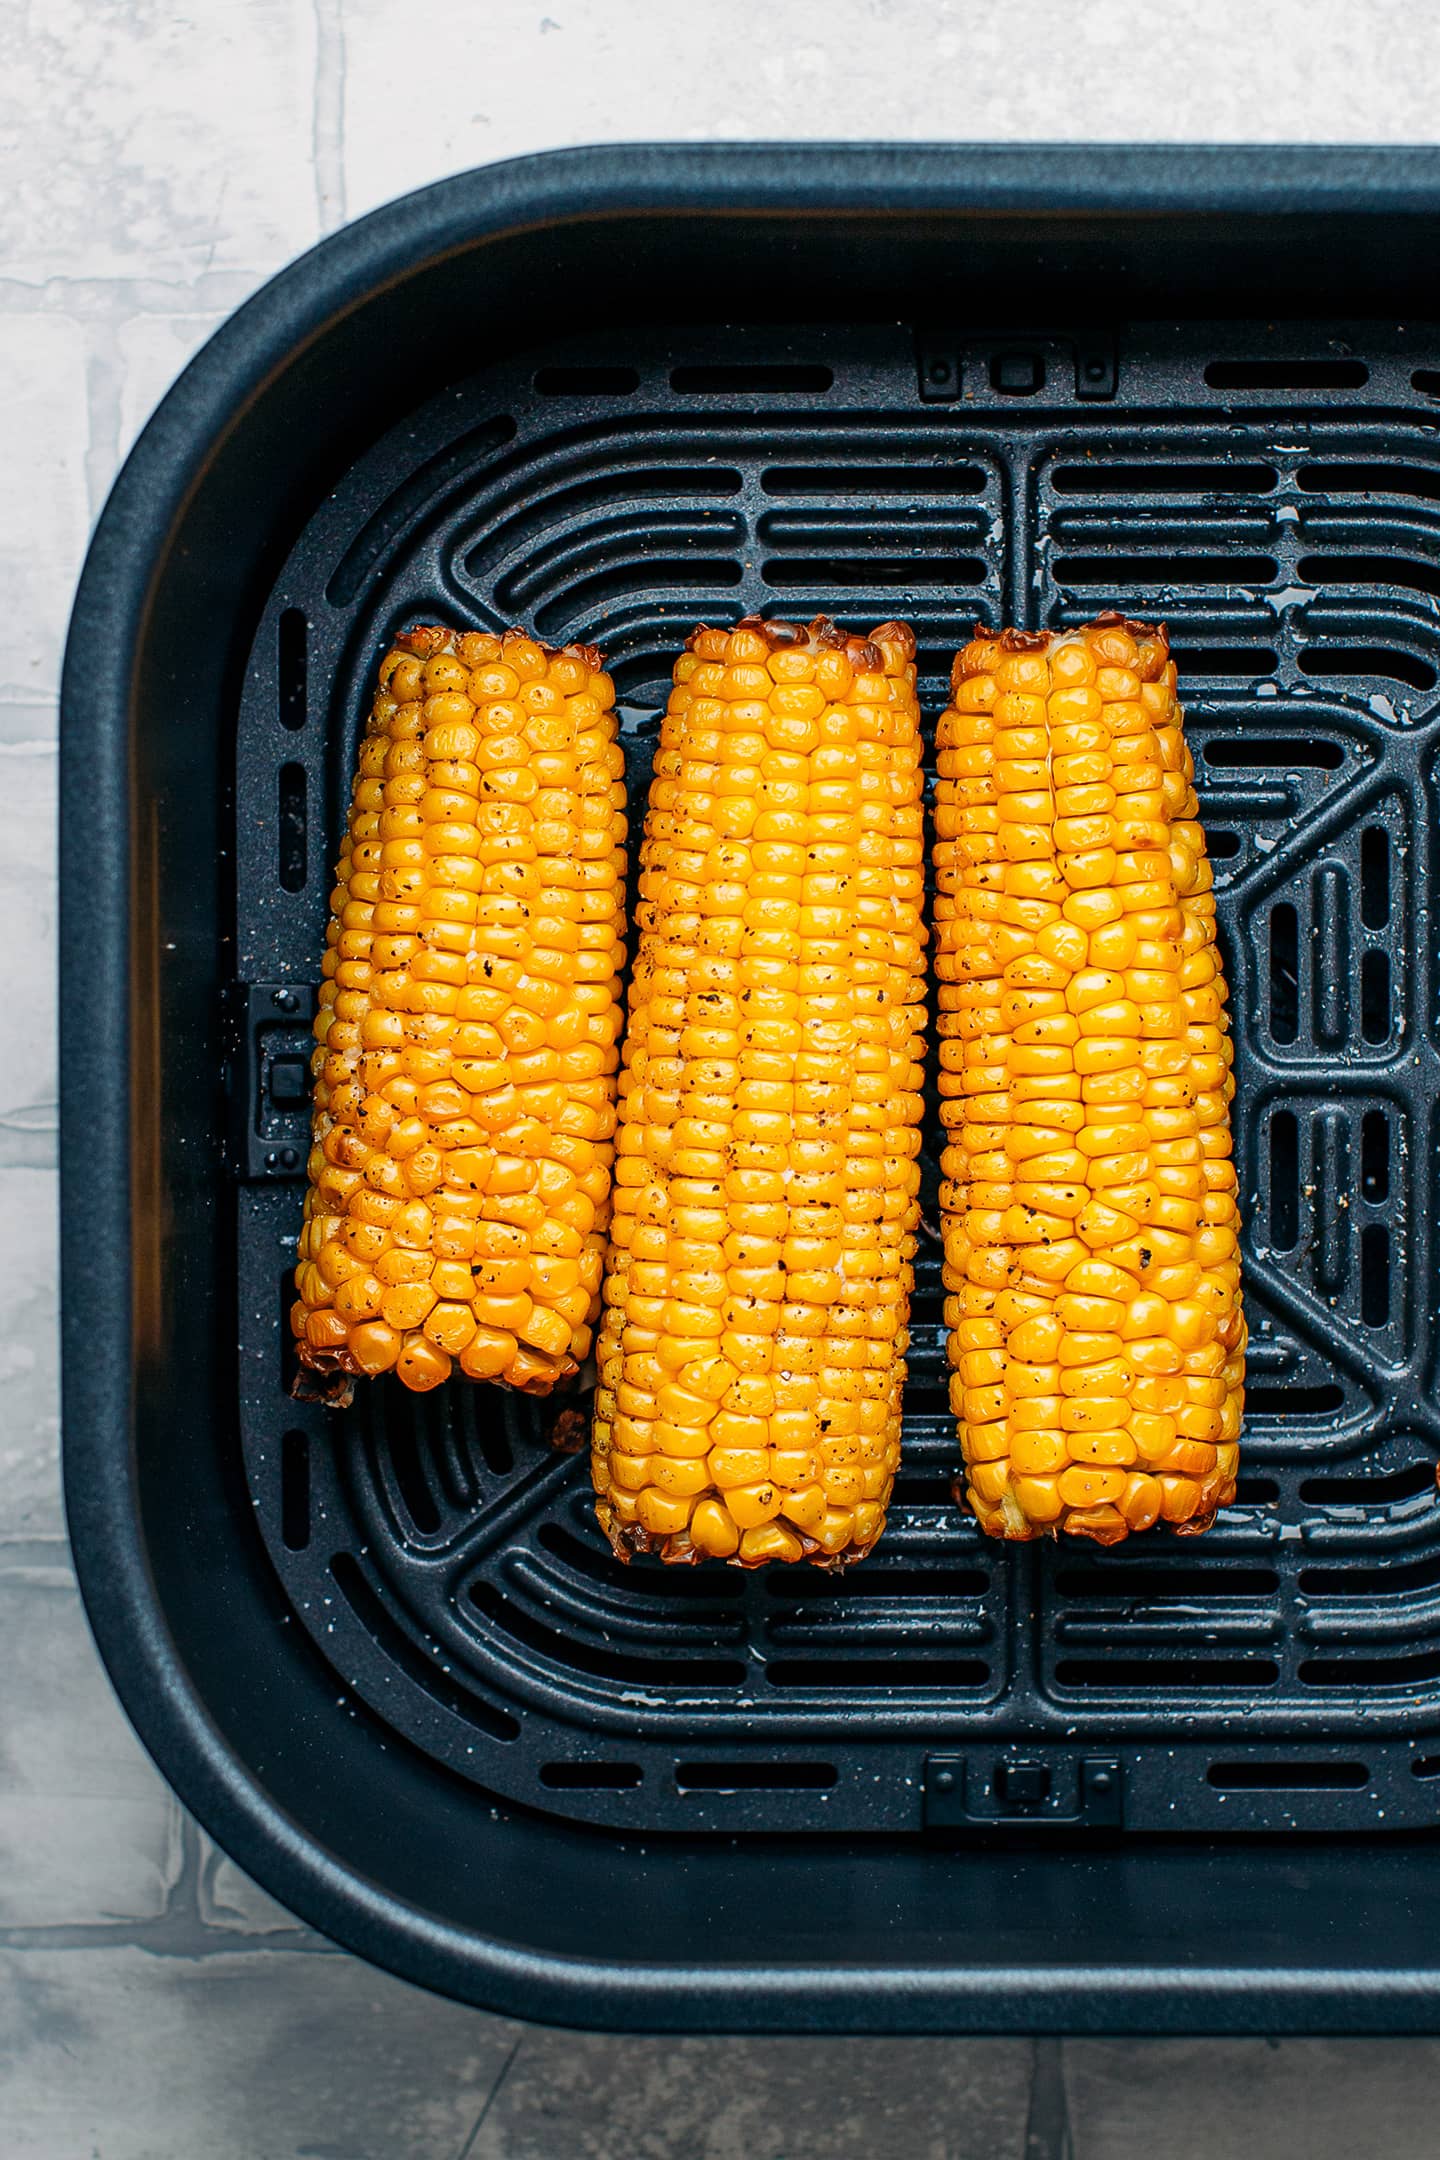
596, 616, 926, 1566
934, 615, 1244, 1545
292, 625, 626, 1403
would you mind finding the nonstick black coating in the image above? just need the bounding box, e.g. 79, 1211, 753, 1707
61, 144, 1440, 2028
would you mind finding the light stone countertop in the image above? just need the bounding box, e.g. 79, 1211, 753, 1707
7, 2, 1440, 2153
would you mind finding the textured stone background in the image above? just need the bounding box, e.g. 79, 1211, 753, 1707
7, 2, 1440, 2152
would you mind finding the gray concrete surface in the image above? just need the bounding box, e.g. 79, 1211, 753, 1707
7, 1, 1440, 2152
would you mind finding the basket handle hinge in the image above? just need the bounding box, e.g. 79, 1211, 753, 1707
222, 980, 317, 1181
924, 1751, 1123, 1833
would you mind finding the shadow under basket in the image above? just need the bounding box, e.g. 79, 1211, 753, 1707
60, 142, 1440, 2033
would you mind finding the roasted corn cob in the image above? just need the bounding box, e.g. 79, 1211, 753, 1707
593, 615, 927, 1565
291, 625, 627, 1400
933, 614, 1244, 1544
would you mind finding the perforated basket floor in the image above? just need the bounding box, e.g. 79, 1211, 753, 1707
234, 321, 1440, 1837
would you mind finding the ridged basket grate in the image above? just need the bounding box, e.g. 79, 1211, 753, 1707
232, 322, 1440, 1835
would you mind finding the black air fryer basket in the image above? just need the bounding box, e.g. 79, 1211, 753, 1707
62, 145, 1440, 2031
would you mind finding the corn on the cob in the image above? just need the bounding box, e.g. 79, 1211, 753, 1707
933, 613, 1244, 1544
291, 624, 627, 1401
593, 615, 927, 1566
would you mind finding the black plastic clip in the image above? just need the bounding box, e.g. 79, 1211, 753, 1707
224, 981, 317, 1180
924, 1752, 1123, 1831
916, 339, 961, 402
1074, 339, 1117, 399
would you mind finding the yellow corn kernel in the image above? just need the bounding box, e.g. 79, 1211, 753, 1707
934, 616, 1244, 1546
1010, 1430, 1067, 1474
395, 1334, 450, 1392
595, 616, 925, 1566
292, 624, 626, 1403
637, 1487, 696, 1536
690, 1498, 742, 1557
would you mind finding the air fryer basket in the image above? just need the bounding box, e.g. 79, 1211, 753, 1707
62, 146, 1440, 2030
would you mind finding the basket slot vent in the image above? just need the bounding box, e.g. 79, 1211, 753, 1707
1056, 552, 1277, 587
277, 764, 307, 894
1360, 1226, 1392, 1329
1302, 1649, 1440, 1687
1360, 1109, 1390, 1202
766, 1658, 989, 1690
1299, 646, 1437, 690
1300, 1461, 1434, 1505
1360, 949, 1391, 1043
450, 1385, 513, 1479
1051, 462, 1278, 494
1055, 1565, 1280, 1599
280, 1430, 310, 1552
765, 1567, 989, 1602
1207, 1760, 1368, 1789
889, 1471, 956, 1507
899, 1377, 951, 1418
278, 609, 307, 730
385, 1420, 442, 1535
1300, 1552, 1440, 1596
1298, 552, 1440, 601
1268, 1110, 1299, 1251
1312, 867, 1350, 1045
1360, 827, 1392, 927
1268, 904, 1300, 1043
1204, 736, 1343, 771
1247, 1384, 1345, 1417
1057, 1657, 1280, 1690
762, 463, 987, 496
762, 555, 987, 591
1299, 461, 1440, 501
